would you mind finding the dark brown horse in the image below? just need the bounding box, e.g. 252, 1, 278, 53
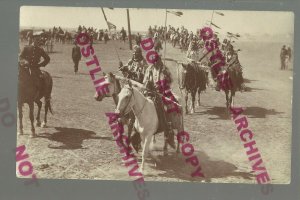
178, 62, 208, 114
18, 64, 53, 137
223, 64, 244, 112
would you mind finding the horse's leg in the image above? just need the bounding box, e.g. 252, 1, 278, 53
185, 90, 188, 114
18, 102, 23, 135
176, 130, 180, 154
230, 90, 236, 108
163, 131, 168, 156
153, 135, 156, 144
42, 98, 49, 128
141, 134, 152, 172
224, 90, 230, 117
28, 102, 36, 138
225, 90, 229, 109
190, 90, 196, 114
127, 115, 135, 145
197, 88, 201, 107
35, 100, 42, 127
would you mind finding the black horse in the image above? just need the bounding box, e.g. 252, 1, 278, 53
18, 64, 53, 137
222, 64, 244, 112
178, 62, 208, 114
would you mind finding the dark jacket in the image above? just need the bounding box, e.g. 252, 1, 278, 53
20, 45, 50, 69
72, 46, 81, 61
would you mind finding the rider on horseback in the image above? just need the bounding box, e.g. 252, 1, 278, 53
143, 55, 176, 148
19, 32, 50, 99
226, 45, 245, 91
119, 45, 148, 83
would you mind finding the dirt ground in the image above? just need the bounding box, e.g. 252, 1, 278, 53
17, 38, 292, 184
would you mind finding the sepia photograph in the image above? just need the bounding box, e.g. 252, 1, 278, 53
17, 6, 293, 184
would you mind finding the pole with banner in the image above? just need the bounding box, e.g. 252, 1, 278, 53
163, 10, 183, 65
101, 7, 121, 62
127, 9, 132, 50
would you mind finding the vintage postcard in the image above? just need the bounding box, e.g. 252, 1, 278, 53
17, 6, 293, 186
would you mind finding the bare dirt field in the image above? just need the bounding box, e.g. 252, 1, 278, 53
17, 39, 292, 184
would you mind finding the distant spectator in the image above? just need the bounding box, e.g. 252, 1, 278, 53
280, 45, 287, 70
72, 41, 81, 75
120, 27, 127, 43
135, 33, 142, 46
104, 29, 109, 44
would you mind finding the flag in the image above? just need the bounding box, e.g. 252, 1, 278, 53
211, 22, 221, 29
107, 21, 116, 30
215, 11, 225, 16
167, 10, 183, 17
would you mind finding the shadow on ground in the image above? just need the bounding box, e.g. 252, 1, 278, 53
198, 106, 284, 120
148, 150, 254, 182
37, 127, 112, 149
244, 86, 266, 92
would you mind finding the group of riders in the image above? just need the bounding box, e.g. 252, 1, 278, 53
18, 24, 245, 148
116, 26, 245, 148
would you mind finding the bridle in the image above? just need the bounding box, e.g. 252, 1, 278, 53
118, 87, 134, 117
117, 86, 147, 118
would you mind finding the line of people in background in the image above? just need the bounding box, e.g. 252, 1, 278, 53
280, 45, 292, 70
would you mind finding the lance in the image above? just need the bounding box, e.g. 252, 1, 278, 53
101, 7, 121, 62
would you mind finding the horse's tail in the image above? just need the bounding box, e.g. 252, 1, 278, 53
43, 71, 54, 115
47, 98, 54, 115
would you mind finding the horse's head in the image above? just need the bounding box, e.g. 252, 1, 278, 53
115, 81, 134, 117
94, 72, 121, 102
178, 63, 191, 89
18, 61, 31, 83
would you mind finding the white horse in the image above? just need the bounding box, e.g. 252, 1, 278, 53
115, 81, 184, 171
94, 73, 181, 152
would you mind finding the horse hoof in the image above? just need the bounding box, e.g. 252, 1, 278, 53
18, 131, 24, 136
42, 122, 47, 128
190, 109, 195, 114
36, 122, 41, 127
30, 134, 36, 138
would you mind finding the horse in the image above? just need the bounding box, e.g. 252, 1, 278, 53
94, 73, 178, 153
94, 73, 139, 151
177, 62, 208, 114
223, 64, 244, 112
115, 81, 184, 171
18, 64, 53, 137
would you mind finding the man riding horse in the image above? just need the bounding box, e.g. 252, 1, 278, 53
19, 32, 50, 99
143, 55, 176, 148
225, 45, 245, 91
119, 45, 148, 83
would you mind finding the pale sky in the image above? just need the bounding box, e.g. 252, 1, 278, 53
20, 6, 294, 37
